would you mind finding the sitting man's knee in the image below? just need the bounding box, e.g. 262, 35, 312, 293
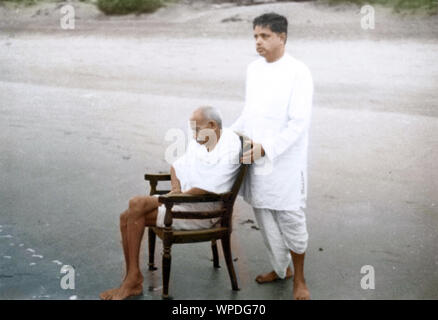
128, 196, 139, 209
120, 212, 128, 225
129, 196, 144, 212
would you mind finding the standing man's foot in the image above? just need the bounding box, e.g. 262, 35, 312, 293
255, 267, 293, 284
293, 279, 310, 300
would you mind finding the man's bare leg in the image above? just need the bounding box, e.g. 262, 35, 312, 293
255, 267, 293, 284
290, 251, 310, 300
119, 210, 130, 279
110, 214, 145, 299
99, 210, 130, 300
100, 196, 160, 300
111, 196, 160, 300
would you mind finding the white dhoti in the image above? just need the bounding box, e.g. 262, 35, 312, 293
155, 198, 221, 230
253, 207, 309, 279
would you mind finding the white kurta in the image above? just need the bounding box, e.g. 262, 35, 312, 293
172, 127, 242, 194
155, 128, 241, 230
231, 52, 314, 211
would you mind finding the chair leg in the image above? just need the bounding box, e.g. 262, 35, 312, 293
148, 228, 157, 271
162, 243, 172, 299
211, 240, 220, 268
221, 234, 239, 291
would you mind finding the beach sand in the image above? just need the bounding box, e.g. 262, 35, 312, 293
0, 0, 437, 299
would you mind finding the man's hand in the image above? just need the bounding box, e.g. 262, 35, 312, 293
166, 189, 182, 196
240, 141, 265, 164
183, 187, 211, 195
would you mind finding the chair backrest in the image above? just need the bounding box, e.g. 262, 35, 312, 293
224, 134, 249, 212
218, 134, 249, 231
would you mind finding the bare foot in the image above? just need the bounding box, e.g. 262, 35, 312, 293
293, 279, 310, 300
111, 283, 143, 300
109, 274, 144, 300
99, 287, 120, 300
100, 273, 144, 300
100, 271, 133, 300
255, 267, 293, 284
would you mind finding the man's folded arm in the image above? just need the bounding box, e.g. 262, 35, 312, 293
169, 166, 182, 193
182, 187, 213, 195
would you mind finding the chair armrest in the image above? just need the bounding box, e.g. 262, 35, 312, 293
158, 192, 232, 204
145, 173, 171, 195
144, 173, 171, 182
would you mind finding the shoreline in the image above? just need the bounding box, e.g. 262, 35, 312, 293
1, 1, 437, 40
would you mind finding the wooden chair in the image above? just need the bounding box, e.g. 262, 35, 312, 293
144, 135, 249, 299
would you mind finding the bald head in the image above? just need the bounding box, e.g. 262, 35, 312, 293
190, 106, 222, 129
189, 106, 223, 149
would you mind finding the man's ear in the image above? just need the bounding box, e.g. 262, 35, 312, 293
279, 32, 287, 44
208, 120, 217, 129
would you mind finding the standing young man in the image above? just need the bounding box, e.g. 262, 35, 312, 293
231, 13, 313, 300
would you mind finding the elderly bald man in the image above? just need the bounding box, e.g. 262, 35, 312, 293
100, 106, 242, 300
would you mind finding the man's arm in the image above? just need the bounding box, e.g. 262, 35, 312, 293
182, 187, 212, 195
240, 140, 265, 164
169, 166, 212, 195
167, 166, 182, 195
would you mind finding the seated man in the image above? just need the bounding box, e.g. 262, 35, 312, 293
100, 106, 242, 300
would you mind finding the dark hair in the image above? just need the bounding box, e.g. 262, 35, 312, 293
253, 13, 288, 40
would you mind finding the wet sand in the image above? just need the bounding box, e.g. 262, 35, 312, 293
0, 0, 437, 299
